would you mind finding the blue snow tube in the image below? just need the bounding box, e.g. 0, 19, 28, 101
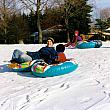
31, 61, 78, 77
76, 40, 102, 49
92, 40, 102, 48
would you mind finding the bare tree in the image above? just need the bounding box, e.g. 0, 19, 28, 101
49, 0, 78, 42
43, 0, 74, 42
19, 0, 50, 43
36, 0, 42, 43
100, 8, 110, 21
0, 0, 21, 43
64, 0, 73, 42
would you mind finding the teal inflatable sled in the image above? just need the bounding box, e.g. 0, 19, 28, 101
76, 40, 102, 49
9, 60, 78, 77
31, 60, 78, 77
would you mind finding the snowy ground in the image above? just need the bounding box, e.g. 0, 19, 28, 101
0, 41, 110, 110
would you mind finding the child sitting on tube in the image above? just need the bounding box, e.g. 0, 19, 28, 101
56, 44, 77, 64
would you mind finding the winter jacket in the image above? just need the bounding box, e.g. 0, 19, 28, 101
27, 46, 58, 64
57, 52, 66, 63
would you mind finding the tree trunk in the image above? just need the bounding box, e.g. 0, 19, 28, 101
19, 39, 24, 44
64, 0, 70, 42
65, 18, 70, 42
36, 0, 42, 44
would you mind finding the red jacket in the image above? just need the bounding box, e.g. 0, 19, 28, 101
57, 52, 66, 63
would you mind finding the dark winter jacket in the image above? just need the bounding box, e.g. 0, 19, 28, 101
27, 46, 58, 64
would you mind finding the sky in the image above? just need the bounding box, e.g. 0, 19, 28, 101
95, 0, 110, 9
0, 42, 110, 110
89, 0, 110, 20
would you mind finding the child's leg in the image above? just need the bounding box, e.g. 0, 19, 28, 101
20, 53, 32, 63
12, 49, 24, 60
11, 49, 32, 63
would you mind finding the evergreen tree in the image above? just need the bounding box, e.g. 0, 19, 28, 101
27, 11, 38, 33
63, 0, 92, 34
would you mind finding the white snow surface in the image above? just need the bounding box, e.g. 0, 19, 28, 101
0, 41, 110, 110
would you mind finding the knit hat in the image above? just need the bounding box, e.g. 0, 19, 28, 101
47, 37, 54, 43
56, 44, 65, 52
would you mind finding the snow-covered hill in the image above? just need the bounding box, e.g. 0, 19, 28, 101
0, 41, 110, 110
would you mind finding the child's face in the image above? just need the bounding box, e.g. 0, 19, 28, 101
47, 40, 53, 47
75, 31, 79, 36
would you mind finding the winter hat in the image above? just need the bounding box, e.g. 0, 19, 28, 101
56, 44, 65, 52
47, 37, 54, 43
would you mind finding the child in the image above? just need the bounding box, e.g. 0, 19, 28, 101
10, 37, 57, 65
65, 30, 83, 48
56, 44, 77, 64
56, 44, 66, 63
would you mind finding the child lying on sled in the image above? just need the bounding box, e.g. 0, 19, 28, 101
55, 44, 76, 64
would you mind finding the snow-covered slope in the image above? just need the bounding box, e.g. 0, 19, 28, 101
0, 41, 110, 110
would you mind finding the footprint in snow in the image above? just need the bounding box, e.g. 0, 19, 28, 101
79, 97, 92, 103
60, 83, 70, 90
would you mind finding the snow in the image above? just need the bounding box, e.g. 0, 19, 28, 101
0, 41, 110, 110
